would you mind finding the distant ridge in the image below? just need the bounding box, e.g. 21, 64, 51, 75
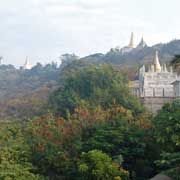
77, 39, 180, 67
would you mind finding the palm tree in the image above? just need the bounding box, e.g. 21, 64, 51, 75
171, 55, 180, 74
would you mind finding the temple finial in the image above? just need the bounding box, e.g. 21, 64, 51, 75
128, 32, 134, 48
153, 50, 161, 72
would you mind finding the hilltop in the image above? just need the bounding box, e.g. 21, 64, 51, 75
77, 39, 180, 66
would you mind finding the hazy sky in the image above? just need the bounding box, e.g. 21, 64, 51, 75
0, 0, 180, 66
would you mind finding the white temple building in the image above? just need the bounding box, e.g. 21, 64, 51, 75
130, 50, 180, 113
139, 50, 178, 98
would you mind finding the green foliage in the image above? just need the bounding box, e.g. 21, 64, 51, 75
50, 64, 143, 118
0, 161, 43, 180
22, 106, 135, 179
78, 150, 129, 180
153, 100, 180, 179
153, 100, 180, 149
155, 152, 180, 180
1, 62, 179, 180
82, 118, 158, 179
0, 122, 45, 180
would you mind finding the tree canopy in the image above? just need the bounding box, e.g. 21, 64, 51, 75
0, 61, 178, 180
49, 64, 143, 118
153, 100, 180, 179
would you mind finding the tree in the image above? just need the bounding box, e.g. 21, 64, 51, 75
153, 100, 180, 179
78, 150, 129, 180
82, 118, 158, 179
0, 161, 43, 180
60, 53, 79, 70
153, 100, 180, 149
49, 64, 143, 118
0, 122, 44, 180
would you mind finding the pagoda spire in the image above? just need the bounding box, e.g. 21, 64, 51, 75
128, 32, 134, 48
153, 50, 161, 72
137, 36, 147, 48
140, 36, 146, 46
22, 56, 32, 70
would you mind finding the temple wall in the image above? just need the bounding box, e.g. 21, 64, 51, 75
141, 97, 175, 114
143, 86, 174, 97
174, 81, 180, 97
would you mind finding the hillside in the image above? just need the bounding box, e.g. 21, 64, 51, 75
0, 39, 180, 120
0, 63, 60, 120
78, 39, 180, 66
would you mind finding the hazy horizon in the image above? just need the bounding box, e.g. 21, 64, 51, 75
0, 0, 180, 67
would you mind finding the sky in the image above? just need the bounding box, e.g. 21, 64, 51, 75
0, 0, 180, 67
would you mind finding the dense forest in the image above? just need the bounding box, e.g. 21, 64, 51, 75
0, 59, 137, 121
0, 60, 179, 179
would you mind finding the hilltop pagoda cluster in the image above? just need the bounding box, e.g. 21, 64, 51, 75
112, 32, 147, 54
